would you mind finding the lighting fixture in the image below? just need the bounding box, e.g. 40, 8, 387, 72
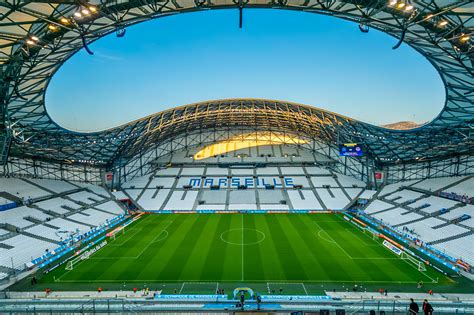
460, 35, 470, 42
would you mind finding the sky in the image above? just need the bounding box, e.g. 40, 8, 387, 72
46, 9, 445, 132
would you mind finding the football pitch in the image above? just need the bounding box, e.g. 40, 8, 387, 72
21, 213, 474, 294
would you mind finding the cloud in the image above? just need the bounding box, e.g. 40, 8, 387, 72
94, 51, 124, 61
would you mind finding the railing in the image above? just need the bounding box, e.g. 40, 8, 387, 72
0, 297, 473, 314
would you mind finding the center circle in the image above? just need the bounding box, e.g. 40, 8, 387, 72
220, 228, 266, 245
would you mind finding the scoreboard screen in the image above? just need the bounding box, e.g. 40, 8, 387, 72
339, 143, 364, 157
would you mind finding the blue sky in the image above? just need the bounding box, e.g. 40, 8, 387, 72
46, 9, 445, 132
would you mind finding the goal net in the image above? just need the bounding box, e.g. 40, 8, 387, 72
107, 225, 126, 240
65, 255, 83, 271
364, 228, 378, 240
401, 252, 426, 271
65, 240, 108, 271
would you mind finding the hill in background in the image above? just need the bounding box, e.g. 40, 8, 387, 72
382, 121, 424, 130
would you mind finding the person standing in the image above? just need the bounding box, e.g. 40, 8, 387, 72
409, 298, 419, 314
423, 299, 433, 315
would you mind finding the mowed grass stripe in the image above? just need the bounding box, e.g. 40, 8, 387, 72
282, 215, 333, 280
129, 214, 188, 280
199, 214, 233, 280
320, 217, 400, 282
178, 215, 222, 280
328, 216, 435, 283
50, 213, 450, 287
60, 214, 169, 281
242, 214, 266, 281
221, 214, 244, 281
255, 214, 287, 280
114, 214, 181, 281
297, 215, 357, 281
291, 214, 356, 281
156, 214, 211, 280
264, 215, 308, 280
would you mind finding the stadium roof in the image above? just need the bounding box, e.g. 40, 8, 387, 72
0, 0, 473, 168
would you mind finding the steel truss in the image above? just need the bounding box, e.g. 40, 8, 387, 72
0, 156, 102, 183
0, 0, 472, 183
114, 129, 373, 186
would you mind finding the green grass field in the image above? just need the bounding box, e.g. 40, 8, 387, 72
15, 213, 474, 294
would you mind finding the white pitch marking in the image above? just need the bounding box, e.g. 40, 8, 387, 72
302, 283, 308, 295
241, 214, 244, 281
179, 282, 185, 294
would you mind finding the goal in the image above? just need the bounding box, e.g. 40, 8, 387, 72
65, 240, 108, 270
401, 252, 426, 271
107, 225, 126, 240
364, 228, 379, 240
65, 255, 83, 271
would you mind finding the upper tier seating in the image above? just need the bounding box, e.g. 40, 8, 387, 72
94, 201, 125, 215
68, 209, 115, 226
111, 190, 129, 200
256, 167, 279, 175
135, 189, 170, 209
68, 191, 104, 205
181, 168, 205, 176
149, 177, 176, 188
305, 166, 331, 175
25, 224, 62, 241
401, 218, 469, 243
26, 178, 77, 193
229, 190, 256, 204
310, 176, 338, 187
155, 168, 181, 176
258, 190, 284, 204
206, 167, 229, 176
412, 176, 468, 192
378, 180, 420, 197
121, 175, 150, 189
384, 189, 424, 204
0, 196, 13, 206
316, 188, 349, 210
359, 189, 377, 200
345, 188, 363, 199
280, 167, 305, 175
336, 174, 366, 188
0, 178, 50, 200
0, 206, 52, 228
432, 235, 474, 266
0, 228, 11, 236
372, 208, 423, 226
443, 177, 474, 196
440, 205, 474, 219
364, 200, 394, 214
287, 190, 322, 210
408, 196, 458, 214
230, 168, 254, 176
164, 190, 198, 210
47, 217, 91, 234
201, 190, 227, 204
0, 235, 53, 269
35, 197, 81, 215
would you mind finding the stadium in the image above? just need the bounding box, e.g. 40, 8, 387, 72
0, 0, 473, 314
